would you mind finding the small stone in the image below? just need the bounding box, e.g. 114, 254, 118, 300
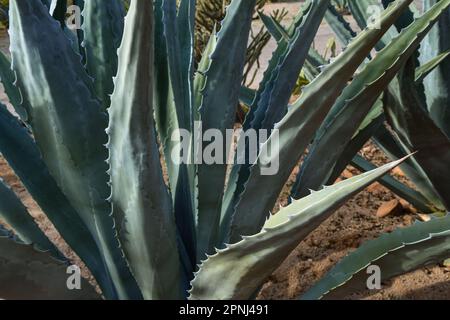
403, 215, 413, 225
377, 199, 403, 218
367, 182, 384, 194
399, 199, 418, 214
342, 169, 353, 179
417, 214, 432, 222
392, 167, 406, 177
444, 259, 450, 268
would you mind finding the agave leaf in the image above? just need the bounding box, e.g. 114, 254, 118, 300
352, 99, 384, 140
228, 0, 415, 243
161, 0, 197, 268
0, 104, 116, 299
381, 0, 416, 32
420, 0, 450, 137
291, 0, 450, 200
219, 0, 327, 246
0, 178, 64, 261
416, 50, 450, 83
373, 125, 444, 209
108, 0, 181, 300
49, 0, 83, 55
348, 0, 398, 50
258, 10, 289, 42
325, 3, 357, 47
244, 1, 312, 133
50, 0, 67, 26
351, 155, 435, 213
0, 51, 30, 122
9, 0, 141, 299
302, 214, 450, 300
82, 0, 125, 109
73, 0, 86, 60
162, 0, 195, 132
195, 0, 257, 258
254, 0, 330, 132
0, 231, 100, 300
154, 17, 197, 289
239, 86, 257, 107
190, 158, 409, 300
327, 110, 385, 186
384, 58, 450, 211
41, 0, 52, 8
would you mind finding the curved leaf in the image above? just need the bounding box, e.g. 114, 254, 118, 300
9, 0, 141, 299
160, 0, 197, 271
196, 0, 257, 258
190, 158, 409, 300
0, 231, 100, 300
384, 58, 450, 211
0, 104, 115, 299
0, 52, 29, 122
325, 3, 357, 47
0, 178, 64, 261
108, 0, 181, 300
416, 50, 450, 83
420, 0, 450, 137
291, 0, 450, 200
82, 0, 125, 109
302, 215, 450, 300
229, 0, 415, 243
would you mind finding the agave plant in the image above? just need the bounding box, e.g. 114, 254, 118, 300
298, 0, 450, 299
0, 0, 448, 300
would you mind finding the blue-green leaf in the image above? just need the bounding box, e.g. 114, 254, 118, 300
108, 0, 181, 300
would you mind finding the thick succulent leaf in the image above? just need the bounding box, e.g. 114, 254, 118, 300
351, 99, 384, 140
373, 125, 444, 209
239, 86, 257, 107
325, 3, 357, 47
0, 231, 101, 300
73, 0, 86, 61
348, 0, 398, 50
162, 0, 194, 132
41, 0, 52, 8
0, 51, 29, 122
49, 0, 82, 56
384, 58, 450, 211
195, 0, 257, 258
228, 0, 415, 243
0, 104, 115, 299
50, 0, 67, 26
108, 0, 181, 300
302, 214, 450, 300
82, 0, 125, 109
416, 50, 450, 83
190, 158, 408, 300
9, 0, 141, 299
291, 0, 450, 200
161, 0, 197, 268
0, 178, 64, 261
258, 10, 288, 42
381, 0, 417, 32
420, 0, 450, 137
254, 0, 330, 132
351, 155, 435, 213
327, 108, 385, 185
244, 2, 311, 133
220, 0, 325, 246
154, 1, 197, 282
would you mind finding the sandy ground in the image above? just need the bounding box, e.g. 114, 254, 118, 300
0, 1, 448, 300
